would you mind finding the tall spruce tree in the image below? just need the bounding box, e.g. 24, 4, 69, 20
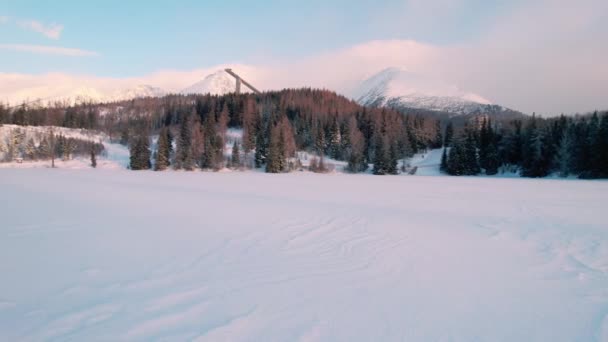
90, 143, 97, 168
346, 117, 367, 172
254, 118, 268, 168
231, 140, 241, 168
596, 113, 608, 177
154, 127, 171, 171
444, 122, 454, 147
176, 115, 194, 170
129, 134, 151, 170
372, 134, 387, 175
440, 147, 448, 173
329, 117, 342, 159
432, 120, 443, 149
266, 124, 285, 173
556, 126, 574, 177
463, 128, 480, 175
446, 137, 467, 175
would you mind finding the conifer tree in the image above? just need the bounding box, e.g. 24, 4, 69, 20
154, 127, 171, 171
254, 119, 268, 168
444, 122, 454, 146
129, 134, 151, 170
218, 103, 229, 141
372, 134, 387, 175
485, 143, 500, 175
521, 115, 549, 177
266, 125, 283, 173
231, 140, 241, 168
596, 113, 608, 177
556, 126, 574, 177
90, 143, 97, 168
315, 125, 326, 155
432, 120, 443, 148
329, 117, 342, 159
463, 128, 480, 175
440, 147, 448, 173
346, 117, 367, 172
176, 115, 194, 170
64, 138, 76, 161
446, 137, 467, 175
25, 138, 37, 160
387, 140, 399, 175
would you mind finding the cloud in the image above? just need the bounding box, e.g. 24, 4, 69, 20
18, 20, 63, 39
0, 16, 9, 24
0, 44, 98, 57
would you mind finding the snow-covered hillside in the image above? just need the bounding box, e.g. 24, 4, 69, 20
107, 85, 166, 102
45, 84, 167, 105
354, 67, 507, 116
181, 70, 241, 95
0, 170, 607, 341
0, 124, 129, 169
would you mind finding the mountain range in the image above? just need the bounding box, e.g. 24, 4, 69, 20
14, 67, 526, 120
352, 67, 524, 119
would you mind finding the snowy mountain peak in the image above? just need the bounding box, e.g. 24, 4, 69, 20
354, 67, 495, 116
62, 86, 107, 105
181, 70, 241, 95
108, 84, 166, 102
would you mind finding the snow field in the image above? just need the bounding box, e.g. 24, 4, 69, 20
0, 169, 607, 341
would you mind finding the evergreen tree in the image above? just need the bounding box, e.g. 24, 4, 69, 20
119, 129, 130, 146
463, 128, 480, 175
346, 117, 367, 172
38, 136, 50, 159
521, 115, 550, 177
504, 120, 523, 166
90, 143, 97, 168
432, 120, 443, 148
440, 147, 448, 173
200, 113, 224, 170
444, 122, 454, 146
55, 134, 65, 161
154, 127, 171, 171
254, 119, 268, 168
556, 126, 574, 177
446, 137, 467, 175
315, 124, 326, 155
231, 140, 241, 168
25, 138, 37, 160
63, 138, 76, 160
266, 124, 285, 173
129, 134, 151, 170
596, 113, 608, 177
372, 134, 387, 175
329, 117, 342, 159
175, 115, 194, 170
386, 140, 399, 175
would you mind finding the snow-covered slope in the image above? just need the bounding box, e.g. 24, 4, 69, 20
181, 70, 241, 95
354, 67, 503, 116
62, 86, 107, 105
0, 170, 607, 341
107, 85, 166, 102
0, 124, 129, 169
49, 84, 167, 105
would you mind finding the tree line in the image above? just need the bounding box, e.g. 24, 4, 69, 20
0, 126, 104, 166
441, 112, 608, 179
3, 91, 607, 178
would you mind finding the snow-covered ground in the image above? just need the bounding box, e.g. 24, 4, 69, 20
0, 124, 129, 170
0, 169, 607, 341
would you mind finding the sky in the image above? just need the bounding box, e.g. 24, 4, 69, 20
1, 0, 607, 115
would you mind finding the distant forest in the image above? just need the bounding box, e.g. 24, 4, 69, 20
0, 89, 606, 178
